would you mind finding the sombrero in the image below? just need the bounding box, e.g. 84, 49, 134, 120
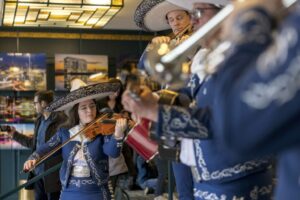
134, 0, 189, 31
46, 79, 121, 112
167, 0, 230, 11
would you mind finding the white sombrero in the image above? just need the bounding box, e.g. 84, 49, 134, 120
167, 0, 230, 11
46, 78, 121, 112
134, 0, 189, 31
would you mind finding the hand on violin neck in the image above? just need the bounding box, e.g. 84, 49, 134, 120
114, 118, 127, 139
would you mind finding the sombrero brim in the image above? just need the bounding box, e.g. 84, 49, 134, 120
46, 80, 121, 112
134, 0, 187, 31
167, 0, 230, 10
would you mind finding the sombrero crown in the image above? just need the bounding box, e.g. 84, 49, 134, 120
46, 79, 121, 112
134, 0, 189, 31
167, 0, 230, 10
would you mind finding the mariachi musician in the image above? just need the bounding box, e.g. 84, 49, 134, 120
122, 0, 275, 199
210, 0, 300, 199
134, 0, 194, 199
23, 79, 128, 200
135, 0, 193, 72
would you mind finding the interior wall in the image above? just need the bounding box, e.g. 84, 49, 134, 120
0, 34, 149, 88
0, 29, 151, 199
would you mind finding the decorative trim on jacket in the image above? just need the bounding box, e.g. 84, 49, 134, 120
157, 105, 210, 139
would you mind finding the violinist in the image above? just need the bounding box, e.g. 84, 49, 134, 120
23, 79, 128, 200
150, 6, 192, 46
136, 0, 192, 72
134, 1, 194, 199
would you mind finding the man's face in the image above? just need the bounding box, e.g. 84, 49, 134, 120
33, 96, 45, 114
191, 3, 220, 31
166, 10, 191, 35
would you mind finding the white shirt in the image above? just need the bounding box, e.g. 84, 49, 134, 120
180, 138, 196, 166
69, 125, 91, 177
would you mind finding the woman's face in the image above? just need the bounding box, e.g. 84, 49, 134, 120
166, 10, 191, 35
78, 99, 97, 125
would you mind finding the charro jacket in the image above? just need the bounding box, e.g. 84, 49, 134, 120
155, 8, 275, 200
28, 127, 123, 189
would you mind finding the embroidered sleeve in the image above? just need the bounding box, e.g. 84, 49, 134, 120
112, 135, 123, 148
213, 6, 300, 156
227, 7, 274, 46
28, 152, 41, 161
33, 129, 63, 159
103, 135, 122, 158
156, 105, 210, 139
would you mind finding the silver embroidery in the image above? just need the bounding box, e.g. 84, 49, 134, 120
72, 145, 91, 177
194, 189, 227, 200
161, 106, 208, 138
194, 184, 272, 200
102, 184, 109, 200
242, 51, 300, 109
250, 185, 273, 200
83, 145, 108, 186
29, 152, 40, 160
104, 136, 110, 143
194, 140, 269, 181
69, 179, 96, 187
257, 27, 298, 77
188, 74, 202, 98
62, 145, 79, 187
48, 134, 61, 147
231, 10, 272, 46
188, 75, 197, 96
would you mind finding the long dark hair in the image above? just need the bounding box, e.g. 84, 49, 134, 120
98, 79, 124, 113
60, 99, 98, 129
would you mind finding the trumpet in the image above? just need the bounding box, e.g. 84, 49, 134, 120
144, 0, 297, 89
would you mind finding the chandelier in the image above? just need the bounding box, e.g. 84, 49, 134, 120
0, 0, 124, 29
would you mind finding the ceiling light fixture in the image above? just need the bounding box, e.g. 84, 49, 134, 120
0, 0, 123, 29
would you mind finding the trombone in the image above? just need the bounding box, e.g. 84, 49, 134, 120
144, 0, 297, 88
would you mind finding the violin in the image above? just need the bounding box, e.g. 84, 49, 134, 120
83, 113, 135, 139
169, 23, 193, 41
23, 113, 134, 173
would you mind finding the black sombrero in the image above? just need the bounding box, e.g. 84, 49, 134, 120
46, 79, 121, 112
